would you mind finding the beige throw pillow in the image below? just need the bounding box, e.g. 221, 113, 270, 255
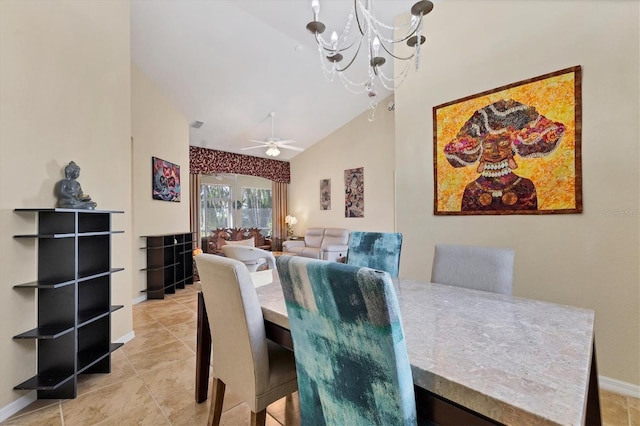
225, 237, 255, 247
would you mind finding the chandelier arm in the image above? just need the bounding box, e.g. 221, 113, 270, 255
335, 39, 364, 72
360, 6, 418, 38
377, 37, 416, 61
354, 0, 367, 36
388, 23, 423, 44
318, 37, 359, 54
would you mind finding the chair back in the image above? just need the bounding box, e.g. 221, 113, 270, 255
431, 244, 515, 295
346, 231, 403, 277
194, 254, 270, 406
277, 256, 416, 426
221, 245, 276, 271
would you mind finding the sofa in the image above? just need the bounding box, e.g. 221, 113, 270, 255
206, 227, 271, 254
282, 227, 349, 261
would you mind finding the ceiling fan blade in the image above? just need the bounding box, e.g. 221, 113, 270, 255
241, 146, 265, 150
279, 145, 304, 152
248, 139, 268, 145
275, 139, 296, 145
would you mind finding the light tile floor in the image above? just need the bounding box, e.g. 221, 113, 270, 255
3, 284, 638, 425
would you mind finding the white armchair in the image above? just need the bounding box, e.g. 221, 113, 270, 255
221, 245, 276, 272
282, 227, 349, 261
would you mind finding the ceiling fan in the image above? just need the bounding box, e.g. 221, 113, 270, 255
242, 111, 304, 157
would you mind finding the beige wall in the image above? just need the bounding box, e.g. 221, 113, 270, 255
394, 1, 639, 386
0, 0, 132, 409
131, 65, 190, 298
289, 97, 396, 235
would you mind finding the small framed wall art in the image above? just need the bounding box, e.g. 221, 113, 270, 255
345, 167, 364, 218
152, 156, 181, 202
320, 178, 331, 210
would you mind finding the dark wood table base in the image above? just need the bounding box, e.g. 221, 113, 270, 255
195, 291, 211, 403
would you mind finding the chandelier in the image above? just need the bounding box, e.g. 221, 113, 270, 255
305, 0, 434, 120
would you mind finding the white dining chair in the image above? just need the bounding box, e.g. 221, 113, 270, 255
195, 253, 298, 426
431, 244, 515, 295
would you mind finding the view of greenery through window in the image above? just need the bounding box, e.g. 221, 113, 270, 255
241, 187, 272, 234
201, 184, 231, 235
200, 182, 272, 238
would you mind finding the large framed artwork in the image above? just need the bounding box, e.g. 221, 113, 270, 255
152, 156, 181, 202
345, 167, 364, 218
320, 178, 331, 210
433, 66, 582, 215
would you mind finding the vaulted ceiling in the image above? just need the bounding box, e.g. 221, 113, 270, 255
130, 1, 421, 160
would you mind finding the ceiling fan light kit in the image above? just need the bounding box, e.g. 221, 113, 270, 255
241, 112, 304, 158
266, 145, 281, 157
305, 0, 434, 120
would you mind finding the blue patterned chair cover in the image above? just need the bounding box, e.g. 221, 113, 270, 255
346, 231, 403, 278
276, 256, 416, 426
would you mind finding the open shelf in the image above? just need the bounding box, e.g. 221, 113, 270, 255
12, 208, 125, 399
140, 232, 194, 299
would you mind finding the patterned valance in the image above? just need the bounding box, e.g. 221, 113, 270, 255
189, 146, 290, 184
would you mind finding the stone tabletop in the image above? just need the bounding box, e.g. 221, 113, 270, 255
255, 272, 596, 425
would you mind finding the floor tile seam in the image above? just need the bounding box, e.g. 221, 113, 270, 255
124, 352, 179, 425
59, 402, 65, 426
123, 337, 186, 359
177, 338, 196, 355
130, 323, 173, 338
147, 308, 197, 322
133, 320, 178, 340
139, 381, 173, 426
73, 349, 140, 397
63, 374, 144, 406
130, 351, 196, 379
123, 321, 186, 364
164, 325, 196, 346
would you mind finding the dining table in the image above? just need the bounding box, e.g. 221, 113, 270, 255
195, 269, 601, 425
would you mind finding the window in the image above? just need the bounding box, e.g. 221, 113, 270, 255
241, 187, 272, 236
200, 184, 232, 238
200, 176, 273, 240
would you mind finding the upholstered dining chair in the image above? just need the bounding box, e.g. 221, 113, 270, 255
221, 245, 276, 272
431, 244, 515, 295
195, 254, 298, 426
346, 231, 403, 277
276, 256, 417, 426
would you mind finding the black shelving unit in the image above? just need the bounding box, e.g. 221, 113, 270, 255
12, 208, 124, 399
141, 232, 194, 299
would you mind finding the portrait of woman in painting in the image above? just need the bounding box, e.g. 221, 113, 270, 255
443, 99, 566, 212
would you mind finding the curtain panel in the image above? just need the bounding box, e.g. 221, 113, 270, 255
272, 181, 288, 251
189, 146, 290, 183
189, 173, 202, 247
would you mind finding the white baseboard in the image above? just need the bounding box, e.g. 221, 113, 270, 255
0, 391, 36, 423
599, 375, 640, 398
133, 294, 147, 305
115, 330, 135, 344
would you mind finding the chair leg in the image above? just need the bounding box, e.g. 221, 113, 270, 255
251, 409, 267, 426
207, 378, 226, 426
